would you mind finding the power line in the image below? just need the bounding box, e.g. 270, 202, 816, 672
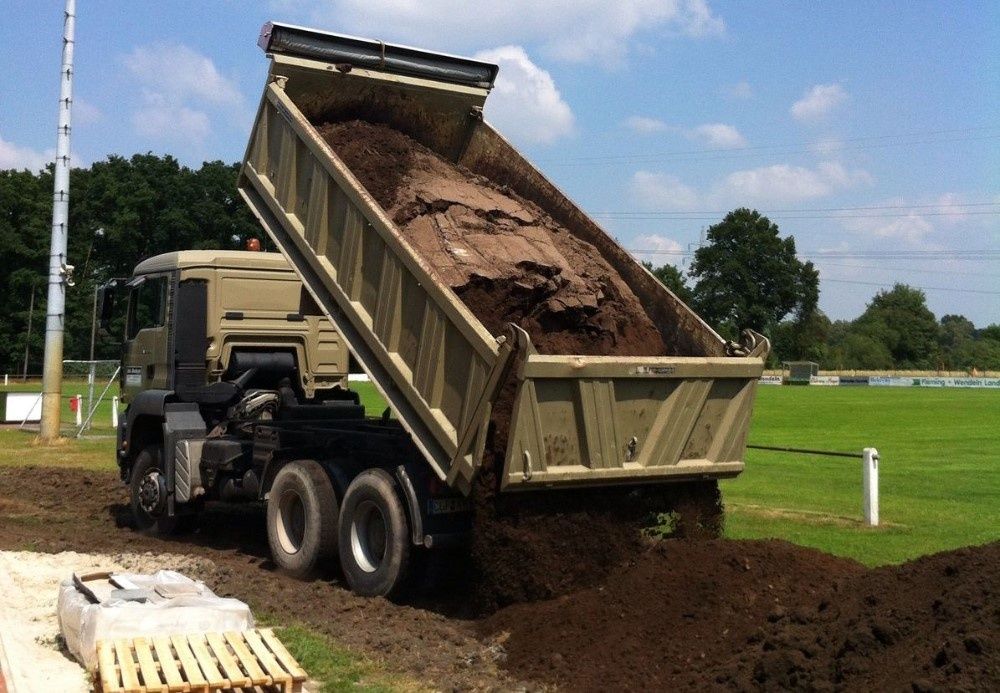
811, 260, 998, 279
820, 277, 1000, 295
596, 210, 1000, 221
536, 126, 1000, 165
598, 201, 1000, 215
626, 248, 1000, 260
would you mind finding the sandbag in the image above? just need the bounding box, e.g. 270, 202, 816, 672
57, 570, 253, 671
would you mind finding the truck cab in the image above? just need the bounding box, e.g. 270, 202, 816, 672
117, 250, 348, 404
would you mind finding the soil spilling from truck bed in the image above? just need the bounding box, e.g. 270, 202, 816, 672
1, 464, 997, 692
318, 120, 702, 609
316, 120, 667, 357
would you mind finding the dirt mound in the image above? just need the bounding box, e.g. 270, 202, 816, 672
317, 120, 666, 357
714, 541, 1000, 692
479, 540, 1000, 692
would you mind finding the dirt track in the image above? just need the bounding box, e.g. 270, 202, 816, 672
1, 465, 997, 691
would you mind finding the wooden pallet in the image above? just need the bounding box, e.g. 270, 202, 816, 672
96, 628, 307, 693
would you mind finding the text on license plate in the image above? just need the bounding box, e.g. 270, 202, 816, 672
428, 498, 471, 515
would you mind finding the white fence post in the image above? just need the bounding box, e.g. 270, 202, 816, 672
863, 447, 879, 526
111, 396, 119, 428
74, 394, 83, 426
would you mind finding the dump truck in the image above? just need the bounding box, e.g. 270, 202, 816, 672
114, 23, 768, 599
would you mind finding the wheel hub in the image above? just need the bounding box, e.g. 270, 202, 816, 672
138, 470, 166, 515
350, 500, 388, 573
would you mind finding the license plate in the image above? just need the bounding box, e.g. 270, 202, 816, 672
428, 497, 471, 515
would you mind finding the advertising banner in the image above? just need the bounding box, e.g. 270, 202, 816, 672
809, 375, 840, 386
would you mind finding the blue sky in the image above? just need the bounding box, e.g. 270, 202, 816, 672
2, 1, 997, 325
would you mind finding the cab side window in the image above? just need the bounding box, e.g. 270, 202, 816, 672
126, 276, 168, 339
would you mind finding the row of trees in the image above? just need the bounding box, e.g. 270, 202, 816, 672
2, 157, 995, 373
647, 208, 1000, 371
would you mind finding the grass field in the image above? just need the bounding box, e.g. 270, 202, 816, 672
724, 385, 999, 566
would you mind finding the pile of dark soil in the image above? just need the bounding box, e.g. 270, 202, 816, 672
316, 120, 667, 358
479, 539, 1000, 692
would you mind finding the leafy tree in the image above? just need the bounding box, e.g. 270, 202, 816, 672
642, 261, 694, 305
833, 333, 895, 370
977, 324, 1000, 343
939, 314, 976, 369
771, 310, 831, 364
854, 284, 940, 369
688, 208, 818, 340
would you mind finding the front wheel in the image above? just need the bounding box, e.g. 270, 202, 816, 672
129, 445, 182, 535
266, 460, 339, 577
338, 469, 411, 598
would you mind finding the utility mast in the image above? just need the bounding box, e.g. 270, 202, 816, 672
39, 0, 77, 440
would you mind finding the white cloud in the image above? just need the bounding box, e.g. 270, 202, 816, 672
122, 43, 244, 145
632, 160, 872, 208
274, 0, 726, 64
124, 43, 241, 106
810, 137, 843, 156
932, 192, 970, 226
721, 80, 753, 99
73, 98, 102, 126
631, 172, 700, 210
632, 234, 684, 264
791, 83, 848, 122
0, 135, 53, 171
843, 213, 935, 244
474, 46, 574, 145
689, 123, 746, 148
131, 94, 212, 143
625, 116, 670, 134
718, 161, 871, 205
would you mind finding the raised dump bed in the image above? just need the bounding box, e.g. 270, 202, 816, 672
238, 23, 768, 496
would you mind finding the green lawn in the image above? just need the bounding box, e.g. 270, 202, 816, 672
722, 386, 1000, 565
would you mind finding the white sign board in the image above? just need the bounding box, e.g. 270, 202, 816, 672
3, 392, 42, 422
759, 375, 783, 385
917, 377, 1000, 389
809, 375, 840, 386
868, 376, 914, 387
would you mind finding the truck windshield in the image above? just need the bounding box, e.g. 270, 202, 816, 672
126, 276, 168, 338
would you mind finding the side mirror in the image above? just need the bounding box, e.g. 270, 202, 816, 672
97, 280, 119, 334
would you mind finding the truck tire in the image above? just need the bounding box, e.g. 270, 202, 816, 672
266, 460, 338, 578
338, 469, 411, 598
129, 445, 182, 535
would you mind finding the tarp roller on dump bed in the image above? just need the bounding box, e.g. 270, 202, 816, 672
238, 23, 768, 495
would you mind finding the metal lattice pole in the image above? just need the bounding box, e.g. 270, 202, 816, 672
39, 0, 77, 440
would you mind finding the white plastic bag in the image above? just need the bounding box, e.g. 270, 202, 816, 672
57, 570, 253, 670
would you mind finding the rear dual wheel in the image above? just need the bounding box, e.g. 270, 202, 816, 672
338, 469, 411, 598
266, 463, 412, 598
266, 460, 339, 577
